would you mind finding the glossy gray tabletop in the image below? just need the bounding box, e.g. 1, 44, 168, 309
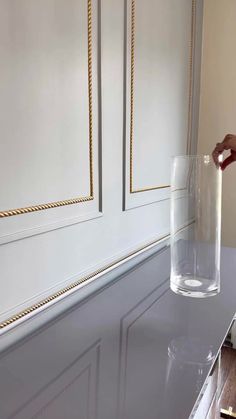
0, 246, 236, 419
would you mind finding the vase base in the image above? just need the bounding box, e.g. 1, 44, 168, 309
170, 276, 219, 298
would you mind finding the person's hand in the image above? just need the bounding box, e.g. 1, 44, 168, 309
212, 134, 236, 170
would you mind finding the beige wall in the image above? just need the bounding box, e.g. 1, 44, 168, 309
198, 0, 236, 247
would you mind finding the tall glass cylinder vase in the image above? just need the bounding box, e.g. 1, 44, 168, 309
170, 155, 222, 298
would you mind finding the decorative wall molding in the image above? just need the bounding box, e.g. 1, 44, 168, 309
117, 282, 169, 418
129, 1, 169, 194
0, 0, 102, 244
11, 340, 100, 419
186, 0, 197, 155
0, 0, 94, 219
125, 0, 197, 205
0, 232, 169, 333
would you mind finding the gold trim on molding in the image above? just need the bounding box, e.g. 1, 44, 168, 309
0, 0, 94, 219
0, 196, 94, 218
186, 0, 196, 155
131, 185, 170, 194
129, 0, 196, 194
0, 233, 170, 330
129, 0, 136, 194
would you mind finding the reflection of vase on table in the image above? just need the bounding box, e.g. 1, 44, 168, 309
163, 336, 219, 419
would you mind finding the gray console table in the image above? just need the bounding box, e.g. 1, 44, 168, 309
0, 246, 235, 419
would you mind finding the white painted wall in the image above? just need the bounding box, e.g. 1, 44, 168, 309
198, 0, 236, 247
0, 0, 203, 323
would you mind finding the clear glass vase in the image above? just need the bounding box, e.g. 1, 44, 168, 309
170, 155, 222, 298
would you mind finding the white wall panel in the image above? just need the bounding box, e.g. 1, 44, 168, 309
0, 0, 101, 242
124, 0, 203, 209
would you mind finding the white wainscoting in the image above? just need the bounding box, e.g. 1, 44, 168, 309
0, 0, 203, 326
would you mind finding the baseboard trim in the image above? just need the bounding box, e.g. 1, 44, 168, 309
0, 233, 170, 334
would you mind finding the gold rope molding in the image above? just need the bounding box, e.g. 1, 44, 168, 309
0, 219, 197, 331
0, 0, 94, 218
129, 0, 196, 193
0, 233, 170, 330
186, 0, 196, 155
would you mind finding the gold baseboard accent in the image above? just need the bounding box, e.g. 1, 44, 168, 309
0, 233, 170, 331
